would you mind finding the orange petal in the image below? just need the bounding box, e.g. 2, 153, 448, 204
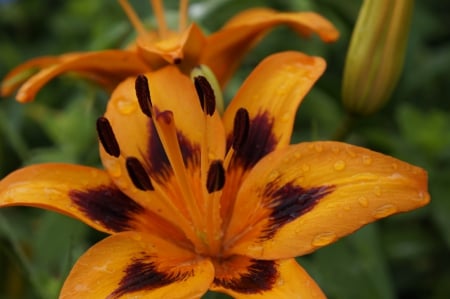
60, 231, 214, 299
219, 52, 326, 222
201, 8, 338, 86
137, 24, 207, 70
4, 50, 150, 103
1, 56, 59, 97
211, 257, 325, 298
224, 51, 326, 154
0, 164, 146, 234
100, 66, 225, 245
225, 141, 430, 259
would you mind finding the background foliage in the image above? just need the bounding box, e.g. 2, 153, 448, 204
0, 0, 449, 298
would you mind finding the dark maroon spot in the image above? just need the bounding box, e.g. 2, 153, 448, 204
96, 117, 120, 157
232, 108, 250, 152
69, 186, 144, 232
261, 181, 335, 240
109, 254, 192, 298
213, 259, 278, 294
173, 57, 182, 64
194, 76, 215, 116
135, 74, 152, 118
145, 115, 200, 183
206, 160, 226, 193
228, 111, 278, 170
126, 157, 154, 191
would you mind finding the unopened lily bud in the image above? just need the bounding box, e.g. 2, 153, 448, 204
342, 0, 414, 115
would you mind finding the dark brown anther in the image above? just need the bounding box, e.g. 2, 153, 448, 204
194, 76, 215, 116
96, 117, 120, 157
206, 160, 225, 193
126, 157, 154, 191
232, 108, 250, 152
135, 74, 153, 118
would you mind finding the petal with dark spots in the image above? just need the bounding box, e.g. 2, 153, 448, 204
69, 186, 144, 232
60, 232, 214, 299
227, 141, 430, 259
109, 254, 192, 298
260, 182, 335, 240
228, 111, 278, 171
212, 257, 325, 298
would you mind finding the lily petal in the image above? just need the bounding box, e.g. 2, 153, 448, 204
224, 51, 326, 157
212, 257, 324, 298
0, 164, 146, 234
219, 52, 326, 223
60, 231, 214, 299
202, 8, 338, 86
137, 24, 207, 71
225, 141, 430, 259
2, 50, 150, 103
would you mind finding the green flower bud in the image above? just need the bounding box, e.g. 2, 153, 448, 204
342, 0, 414, 115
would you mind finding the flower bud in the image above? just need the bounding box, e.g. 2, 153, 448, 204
342, 0, 414, 115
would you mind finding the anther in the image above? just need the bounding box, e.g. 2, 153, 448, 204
232, 108, 250, 152
135, 74, 153, 118
194, 76, 216, 116
206, 160, 226, 193
96, 117, 120, 157
125, 157, 154, 191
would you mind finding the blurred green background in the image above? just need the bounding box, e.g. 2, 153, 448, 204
0, 0, 449, 298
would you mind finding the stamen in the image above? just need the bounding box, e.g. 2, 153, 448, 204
206, 160, 226, 193
118, 0, 149, 39
150, 0, 169, 38
96, 117, 120, 157
135, 74, 153, 118
126, 157, 154, 191
232, 108, 250, 152
179, 0, 189, 32
194, 76, 216, 116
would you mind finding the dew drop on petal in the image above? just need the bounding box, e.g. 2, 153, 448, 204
104, 158, 122, 178
116, 96, 138, 115
391, 163, 398, 170
314, 144, 323, 153
302, 164, 310, 172
358, 196, 369, 207
333, 160, 346, 171
372, 204, 397, 218
374, 186, 382, 196
268, 170, 280, 181
362, 155, 372, 165
311, 232, 337, 247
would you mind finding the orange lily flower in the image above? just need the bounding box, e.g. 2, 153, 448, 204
0, 0, 338, 103
0, 52, 429, 298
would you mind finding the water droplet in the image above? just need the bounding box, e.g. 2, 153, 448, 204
312, 232, 337, 247
331, 145, 340, 153
131, 233, 142, 241
414, 191, 428, 203
372, 204, 397, 218
333, 160, 346, 171
302, 164, 310, 172
268, 170, 280, 181
116, 97, 137, 115
294, 152, 302, 159
314, 144, 323, 153
362, 155, 372, 165
104, 159, 122, 178
373, 186, 382, 196
358, 196, 369, 207
280, 113, 290, 122
391, 163, 398, 170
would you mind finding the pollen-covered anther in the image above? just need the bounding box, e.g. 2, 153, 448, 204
206, 160, 226, 193
232, 108, 250, 152
135, 74, 153, 118
125, 157, 154, 191
96, 117, 120, 157
194, 75, 216, 116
